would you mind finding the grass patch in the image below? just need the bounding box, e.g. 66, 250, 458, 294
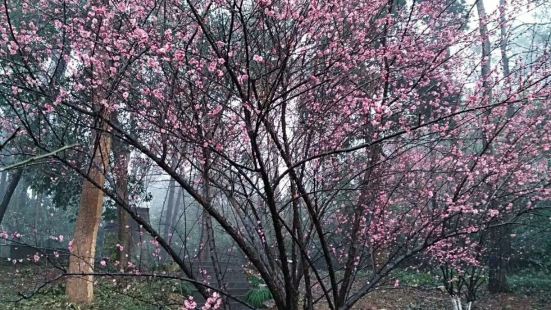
1, 273, 192, 309
509, 272, 551, 295
393, 269, 441, 288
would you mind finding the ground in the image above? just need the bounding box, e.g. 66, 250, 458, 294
0, 263, 549, 309
350, 288, 550, 310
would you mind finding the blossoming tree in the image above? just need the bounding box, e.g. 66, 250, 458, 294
1, 0, 550, 309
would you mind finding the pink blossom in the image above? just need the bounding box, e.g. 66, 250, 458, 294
174, 50, 185, 62
208, 105, 223, 116
202, 292, 222, 310
253, 54, 264, 63
208, 61, 218, 73
258, 0, 272, 7
182, 296, 197, 309
394, 279, 400, 288
133, 28, 149, 43
237, 74, 249, 85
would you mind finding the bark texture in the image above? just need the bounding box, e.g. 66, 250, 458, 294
66, 122, 112, 304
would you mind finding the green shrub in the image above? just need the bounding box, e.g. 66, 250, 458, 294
509, 272, 551, 294
245, 276, 273, 308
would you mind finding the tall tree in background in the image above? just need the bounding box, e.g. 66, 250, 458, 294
0, 169, 22, 225
162, 158, 178, 242
486, 0, 514, 294
112, 116, 132, 270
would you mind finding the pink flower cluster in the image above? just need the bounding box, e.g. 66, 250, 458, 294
181, 292, 222, 310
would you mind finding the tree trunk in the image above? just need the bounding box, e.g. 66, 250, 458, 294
197, 159, 224, 292
32, 193, 41, 231
170, 187, 182, 236
499, 0, 514, 120
0, 169, 22, 225
476, 0, 492, 102
499, 0, 510, 78
163, 178, 177, 242
199, 211, 216, 260
66, 121, 112, 304
488, 225, 511, 293
113, 131, 132, 270
487, 0, 512, 294
198, 154, 216, 262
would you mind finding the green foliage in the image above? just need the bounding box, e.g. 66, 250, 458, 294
509, 272, 551, 294
245, 286, 272, 309
1, 275, 192, 309
393, 269, 441, 288
100, 232, 119, 261
3, 286, 69, 310
245, 275, 273, 308
512, 209, 551, 273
